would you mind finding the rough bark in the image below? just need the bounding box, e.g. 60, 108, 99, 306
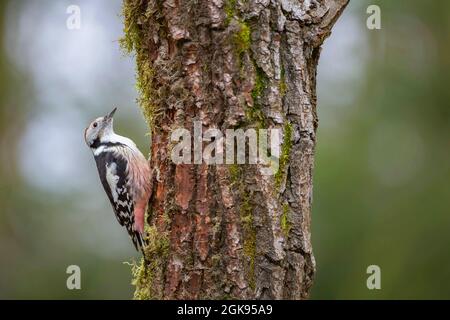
122, 0, 348, 299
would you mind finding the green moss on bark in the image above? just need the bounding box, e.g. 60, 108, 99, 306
241, 190, 256, 290
229, 163, 241, 184
279, 65, 287, 97
251, 65, 265, 102
233, 21, 251, 55
227, 164, 256, 290
130, 225, 169, 300
225, 0, 237, 25
246, 64, 267, 128
120, 0, 159, 129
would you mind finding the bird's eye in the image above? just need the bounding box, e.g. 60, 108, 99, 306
93, 122, 98, 128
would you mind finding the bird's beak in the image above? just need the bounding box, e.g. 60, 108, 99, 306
105, 107, 117, 121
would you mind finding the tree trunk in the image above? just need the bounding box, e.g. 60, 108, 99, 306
122, 0, 348, 300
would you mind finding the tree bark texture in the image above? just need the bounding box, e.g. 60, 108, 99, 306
122, 0, 348, 299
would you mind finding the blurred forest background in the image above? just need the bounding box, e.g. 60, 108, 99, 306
0, 0, 448, 299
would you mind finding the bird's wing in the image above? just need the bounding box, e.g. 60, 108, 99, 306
94, 149, 144, 251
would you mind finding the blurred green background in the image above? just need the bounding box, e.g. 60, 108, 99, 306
0, 0, 448, 299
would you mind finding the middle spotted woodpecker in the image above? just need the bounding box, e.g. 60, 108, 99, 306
84, 107, 152, 252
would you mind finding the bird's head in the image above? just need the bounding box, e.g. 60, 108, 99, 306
84, 107, 117, 148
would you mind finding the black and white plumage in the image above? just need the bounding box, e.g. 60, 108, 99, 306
94, 149, 142, 249
84, 108, 152, 252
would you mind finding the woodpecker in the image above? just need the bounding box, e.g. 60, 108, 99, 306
84, 107, 151, 252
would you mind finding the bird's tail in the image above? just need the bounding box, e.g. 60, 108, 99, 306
135, 230, 151, 264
